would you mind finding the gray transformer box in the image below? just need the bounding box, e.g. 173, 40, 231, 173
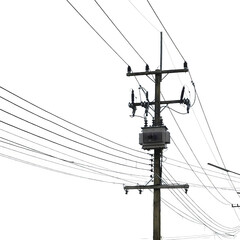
139, 126, 170, 150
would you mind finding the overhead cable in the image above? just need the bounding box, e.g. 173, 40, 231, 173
0, 95, 149, 161
146, 0, 185, 61
163, 92, 232, 205
0, 129, 149, 179
94, 0, 147, 64
163, 173, 240, 236
65, 0, 129, 66
0, 86, 149, 156
0, 143, 140, 184
196, 92, 239, 196
0, 108, 149, 166
0, 152, 124, 185
0, 120, 150, 172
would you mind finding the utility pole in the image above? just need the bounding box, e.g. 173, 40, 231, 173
124, 32, 190, 240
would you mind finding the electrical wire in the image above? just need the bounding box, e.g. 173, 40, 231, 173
162, 91, 232, 205
0, 86, 149, 156
163, 234, 218, 240
94, 0, 147, 65
0, 143, 141, 184
0, 108, 150, 167
170, 135, 231, 206
161, 197, 200, 225
0, 137, 148, 182
0, 95, 149, 161
0, 152, 125, 185
163, 169, 240, 235
162, 180, 239, 237
65, 0, 129, 66
128, 0, 160, 32
164, 163, 240, 190
146, 0, 185, 62
192, 107, 221, 166
164, 157, 240, 185
0, 128, 149, 180
196, 91, 239, 196
0, 120, 150, 172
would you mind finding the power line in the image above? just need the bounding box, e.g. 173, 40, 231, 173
162, 93, 232, 205
164, 161, 240, 189
0, 86, 149, 156
163, 170, 240, 233
163, 173, 240, 236
0, 143, 141, 184
171, 136, 230, 206
0, 136, 149, 181
0, 108, 150, 167
146, 0, 185, 61
163, 234, 219, 240
165, 157, 240, 184
65, 0, 129, 66
94, 0, 147, 65
0, 152, 124, 185
128, 0, 160, 32
0, 95, 149, 161
161, 198, 200, 225
0, 120, 150, 172
196, 91, 239, 196
0, 128, 149, 180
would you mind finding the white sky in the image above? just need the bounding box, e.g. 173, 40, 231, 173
0, 1, 240, 240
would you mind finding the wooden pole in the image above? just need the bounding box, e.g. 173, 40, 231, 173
153, 32, 163, 240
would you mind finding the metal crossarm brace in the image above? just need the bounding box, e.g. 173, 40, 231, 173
124, 184, 189, 190
127, 68, 188, 77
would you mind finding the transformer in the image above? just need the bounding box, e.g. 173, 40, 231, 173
139, 126, 170, 150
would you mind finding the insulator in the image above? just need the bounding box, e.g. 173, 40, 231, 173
144, 118, 148, 127
184, 61, 188, 69
131, 89, 134, 103
139, 189, 142, 194
127, 65, 132, 73
160, 117, 163, 126
146, 91, 149, 101
145, 64, 149, 71
180, 86, 185, 101
152, 118, 155, 126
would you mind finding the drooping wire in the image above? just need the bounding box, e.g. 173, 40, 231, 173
162, 91, 232, 205
0, 120, 150, 172
196, 91, 239, 196
163, 234, 223, 240
0, 95, 149, 161
0, 108, 150, 167
0, 86, 149, 155
171, 136, 231, 206
161, 198, 200, 225
163, 170, 240, 235
191, 107, 221, 166
164, 158, 240, 188
0, 143, 141, 184
0, 152, 124, 185
0, 128, 149, 180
